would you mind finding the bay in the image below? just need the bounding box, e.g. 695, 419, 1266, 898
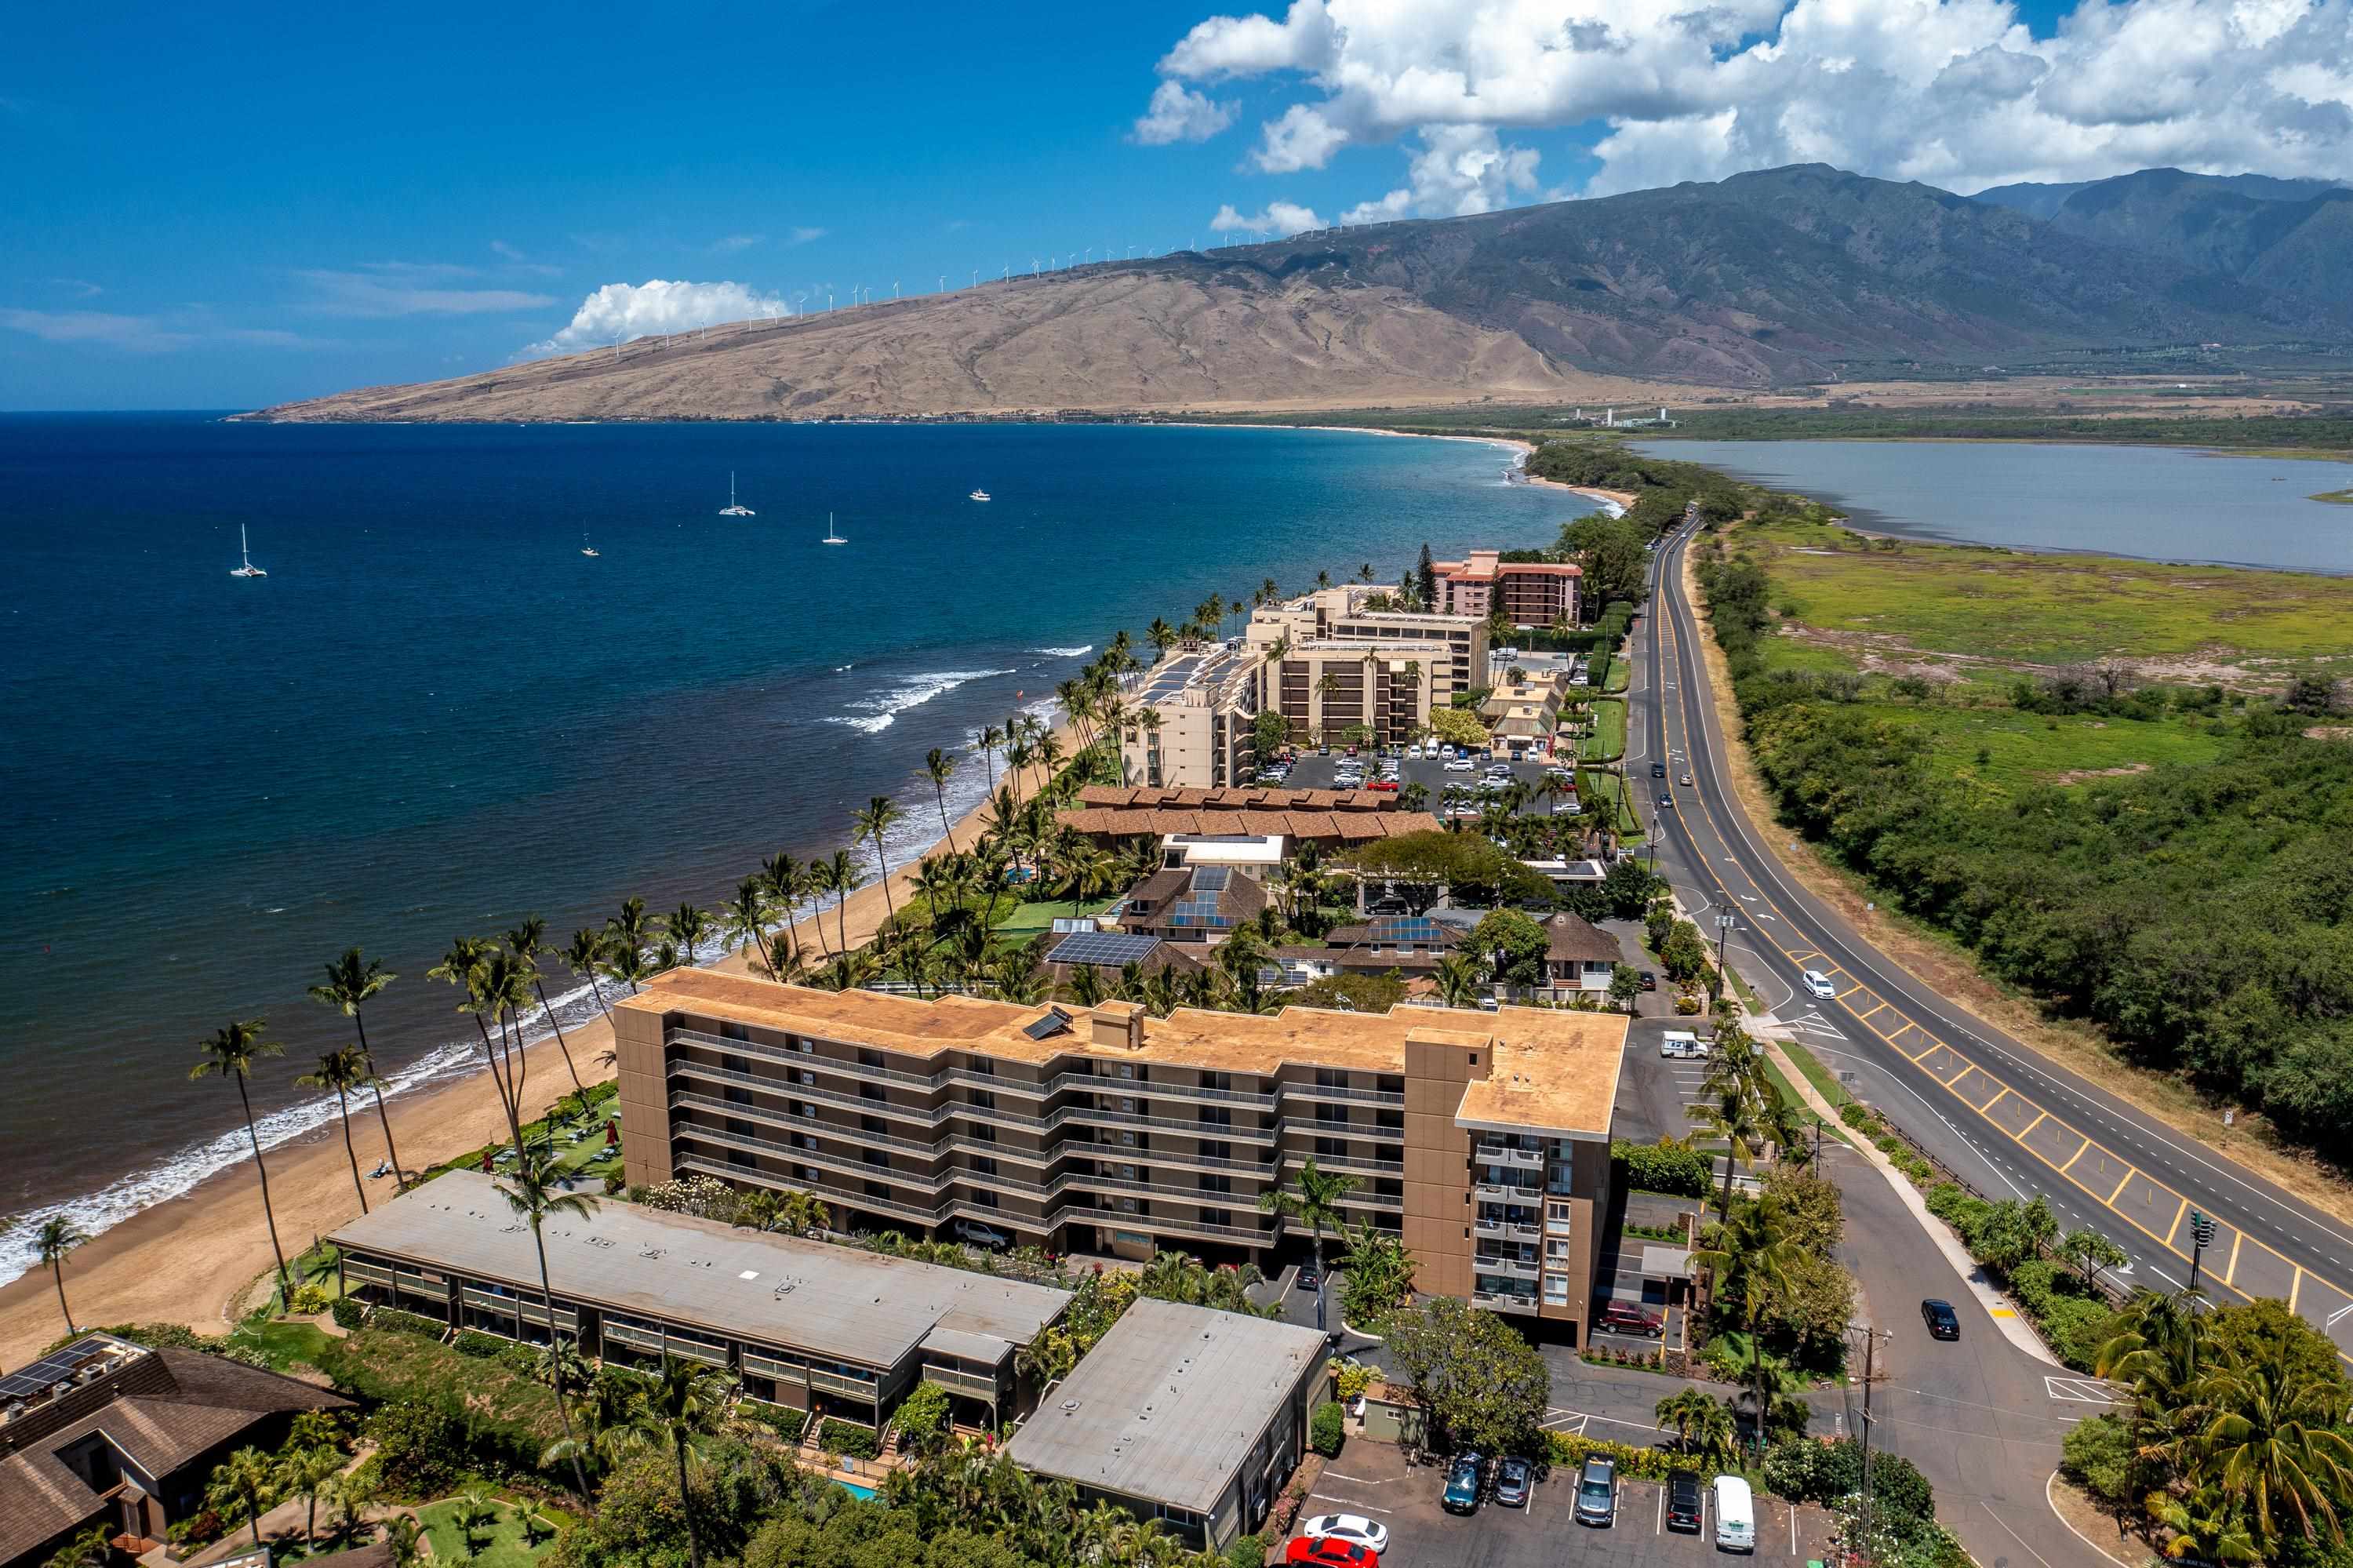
0, 416, 1595, 1271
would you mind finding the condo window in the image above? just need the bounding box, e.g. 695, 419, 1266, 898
1315, 1067, 1349, 1090
858, 1048, 885, 1069
966, 1057, 995, 1076
859, 1083, 885, 1102
1314, 1137, 1347, 1158
1200, 1139, 1230, 1161
1201, 1070, 1232, 1092
722, 1053, 749, 1075
863, 1180, 891, 1199
969, 1090, 996, 1111
969, 1188, 1001, 1209
1198, 1174, 1231, 1195
862, 1148, 889, 1169
720, 1022, 748, 1042
970, 1155, 998, 1178
968, 1121, 996, 1142
1200, 1207, 1232, 1228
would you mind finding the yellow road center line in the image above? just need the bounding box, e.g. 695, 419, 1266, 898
2293, 1268, 2304, 1314
2163, 1199, 2188, 1247
1980, 1086, 2010, 1116
2060, 1138, 2092, 1173
2224, 1230, 2243, 1287
2017, 1110, 2047, 1140
2107, 1168, 2137, 1205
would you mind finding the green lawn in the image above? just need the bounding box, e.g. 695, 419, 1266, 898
414, 1497, 560, 1568
991, 895, 1119, 943
1587, 697, 1627, 762
1777, 1039, 1854, 1111
1580, 771, 1646, 843
223, 1314, 334, 1373
1859, 699, 2231, 795
1744, 514, 2353, 671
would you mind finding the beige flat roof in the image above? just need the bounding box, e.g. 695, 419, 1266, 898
620, 971, 1624, 1137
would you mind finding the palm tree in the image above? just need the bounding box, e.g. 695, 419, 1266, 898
1692, 1198, 1806, 1453
1260, 1156, 1359, 1331
1146, 618, 1176, 661
35, 1217, 86, 1336
826, 849, 863, 954
1654, 1388, 1737, 1461
308, 948, 403, 1188
602, 940, 653, 997
281, 1442, 344, 1545
666, 902, 711, 966
562, 930, 616, 1020
44, 1526, 113, 1568
922, 748, 961, 851
2197, 1343, 2353, 1546
723, 878, 775, 980
494, 1145, 601, 1496
1688, 1080, 1766, 1218
2148, 1489, 2263, 1564
761, 853, 808, 973
296, 1046, 380, 1213
1434, 951, 1486, 1009
191, 1020, 292, 1307
976, 724, 1003, 792
856, 796, 907, 927
778, 1187, 830, 1235
206, 1446, 278, 1548
507, 918, 586, 1095
611, 1357, 733, 1568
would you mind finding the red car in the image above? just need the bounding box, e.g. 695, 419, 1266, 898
1286, 1537, 1377, 1566
1367, 778, 1399, 791
1595, 1301, 1664, 1338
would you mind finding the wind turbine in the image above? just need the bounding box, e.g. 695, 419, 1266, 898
1083, 247, 1093, 264
971, 268, 979, 287
893, 279, 900, 299
937, 275, 945, 291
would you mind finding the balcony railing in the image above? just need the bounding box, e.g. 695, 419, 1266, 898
1471, 1289, 1540, 1316
676, 1124, 1275, 1206
460, 1287, 579, 1333
1475, 1255, 1542, 1282
602, 1319, 729, 1366
809, 1366, 880, 1402
919, 1364, 1004, 1401
1473, 1180, 1543, 1202
667, 1027, 1278, 1108
674, 1059, 1278, 1143
742, 1352, 809, 1387
1284, 1150, 1402, 1176
1282, 1082, 1406, 1108
1476, 1144, 1545, 1170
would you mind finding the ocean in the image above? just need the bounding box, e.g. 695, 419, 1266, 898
0, 414, 1599, 1279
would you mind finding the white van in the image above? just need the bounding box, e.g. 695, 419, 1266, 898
1802, 970, 1838, 1000
1660, 1031, 1707, 1060
1712, 1475, 1755, 1552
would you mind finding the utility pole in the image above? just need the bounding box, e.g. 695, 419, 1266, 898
1852, 1326, 1890, 1543
1715, 914, 1735, 1003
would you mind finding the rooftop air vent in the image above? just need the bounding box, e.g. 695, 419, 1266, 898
739, 1270, 760, 1281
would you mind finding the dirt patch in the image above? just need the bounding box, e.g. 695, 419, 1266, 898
2307, 726, 2353, 741
2048, 762, 2151, 785
1682, 531, 2353, 1231
2047, 1475, 2148, 1568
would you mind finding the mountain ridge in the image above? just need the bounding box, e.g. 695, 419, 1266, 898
249, 164, 2353, 423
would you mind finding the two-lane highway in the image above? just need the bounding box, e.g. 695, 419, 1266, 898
1629, 520, 2353, 1355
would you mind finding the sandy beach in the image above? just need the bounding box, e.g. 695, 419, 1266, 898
0, 737, 1078, 1370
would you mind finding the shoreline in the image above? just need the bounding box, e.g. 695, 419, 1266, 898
0, 729, 1078, 1370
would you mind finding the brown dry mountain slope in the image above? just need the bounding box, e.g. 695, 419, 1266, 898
256, 267, 1677, 423
251, 164, 2352, 423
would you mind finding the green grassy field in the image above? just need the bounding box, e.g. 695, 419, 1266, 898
2315, 489, 2353, 505
1853, 699, 2231, 795
1588, 697, 1627, 761
1744, 515, 2353, 671
415, 1498, 559, 1568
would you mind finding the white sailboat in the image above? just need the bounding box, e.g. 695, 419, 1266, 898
230, 525, 267, 578
581, 530, 600, 558
821, 512, 847, 545
969, 487, 991, 502
719, 472, 755, 516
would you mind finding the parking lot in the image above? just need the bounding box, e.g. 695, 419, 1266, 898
1294, 1440, 1833, 1568
1275, 751, 1578, 820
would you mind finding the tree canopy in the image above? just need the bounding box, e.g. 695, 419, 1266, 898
1384, 1296, 1550, 1456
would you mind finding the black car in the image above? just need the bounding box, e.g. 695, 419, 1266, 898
1651, 762, 1667, 778
1639, 970, 1658, 992
1667, 1472, 1704, 1533
1297, 1266, 1322, 1293
1922, 1298, 1961, 1340
1494, 1454, 1533, 1508
1657, 793, 1675, 809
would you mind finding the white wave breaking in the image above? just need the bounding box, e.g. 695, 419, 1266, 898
1028, 645, 1093, 659
823, 668, 1015, 734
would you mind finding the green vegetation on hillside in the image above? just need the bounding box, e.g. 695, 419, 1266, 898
1652, 407, 2353, 453
1695, 521, 2353, 1154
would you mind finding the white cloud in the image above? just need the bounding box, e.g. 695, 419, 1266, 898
521, 278, 789, 358
1147, 0, 2353, 204
490, 240, 528, 262
713, 234, 765, 253
50, 278, 103, 298
1209, 200, 1327, 237
787, 226, 828, 246
295, 270, 555, 317
1342, 126, 1543, 223
0, 308, 336, 353
1134, 81, 1239, 144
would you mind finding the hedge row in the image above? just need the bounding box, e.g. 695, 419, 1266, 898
742, 1402, 809, 1444
368, 1308, 448, 1340
1612, 1138, 1713, 1199
819, 1418, 880, 1460
1546, 1432, 1708, 1482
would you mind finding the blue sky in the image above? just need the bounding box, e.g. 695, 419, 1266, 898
8, 0, 2337, 409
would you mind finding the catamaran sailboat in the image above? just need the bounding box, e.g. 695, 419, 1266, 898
719, 472, 755, 516
969, 488, 991, 502
581, 530, 600, 558
821, 513, 847, 545
230, 525, 267, 578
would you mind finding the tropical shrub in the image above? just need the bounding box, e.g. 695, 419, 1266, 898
367, 1308, 447, 1340
740, 1402, 808, 1444
329, 1297, 365, 1331
1547, 1432, 1707, 1481
1224, 1533, 1264, 1568
2059, 1413, 2135, 1505
1613, 1138, 1713, 1199
367, 1399, 467, 1497
453, 1330, 504, 1359
818, 1418, 879, 1460
893, 1382, 953, 1451
1310, 1402, 1346, 1457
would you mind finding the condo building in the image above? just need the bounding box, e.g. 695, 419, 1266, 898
1117, 642, 1263, 790
614, 968, 1627, 1337
1249, 586, 1489, 723
329, 1170, 1071, 1433
1433, 550, 1583, 630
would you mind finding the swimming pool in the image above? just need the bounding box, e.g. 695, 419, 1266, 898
835, 1479, 877, 1501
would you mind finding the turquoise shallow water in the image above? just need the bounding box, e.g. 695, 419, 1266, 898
0, 415, 1596, 1268
1638, 439, 2353, 573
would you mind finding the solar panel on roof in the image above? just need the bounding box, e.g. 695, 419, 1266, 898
1024, 1006, 1075, 1040
1369, 917, 1452, 944
1047, 931, 1164, 968
1189, 866, 1231, 892
1168, 900, 1231, 929
0, 1338, 115, 1400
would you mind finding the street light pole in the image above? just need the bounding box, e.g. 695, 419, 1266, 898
1714, 914, 1735, 1003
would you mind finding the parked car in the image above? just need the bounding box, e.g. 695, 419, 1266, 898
1442, 1452, 1484, 1514
1714, 1475, 1756, 1552
1595, 1301, 1664, 1338
1667, 1471, 1704, 1533
1446, 758, 1475, 772
1438, 744, 1456, 759
953, 1220, 1010, 1249
1639, 970, 1658, 991
1494, 1454, 1534, 1508
1573, 1457, 1619, 1526
1296, 1265, 1322, 1293
1284, 1537, 1374, 1567
1660, 1031, 1707, 1059
1300, 1515, 1389, 1555
1922, 1298, 1961, 1340
1802, 969, 1838, 999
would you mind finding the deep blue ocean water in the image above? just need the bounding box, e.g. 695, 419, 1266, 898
0, 415, 1597, 1271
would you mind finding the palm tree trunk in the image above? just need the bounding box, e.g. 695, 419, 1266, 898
336, 1086, 369, 1213
52, 1260, 72, 1335
236, 1075, 293, 1306
248, 1494, 263, 1548
675, 1438, 705, 1568
874, 836, 897, 928
533, 1222, 592, 1497
836, 891, 849, 955
584, 971, 613, 1021
353, 1010, 405, 1188
936, 786, 956, 852
506, 1006, 531, 1122
535, 979, 587, 1094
